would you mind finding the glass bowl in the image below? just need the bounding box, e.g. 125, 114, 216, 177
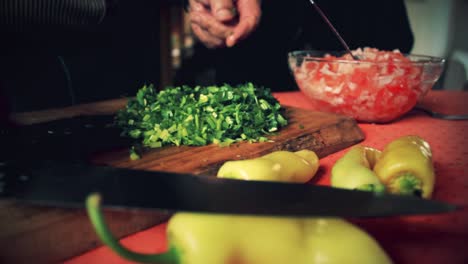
288, 48, 445, 123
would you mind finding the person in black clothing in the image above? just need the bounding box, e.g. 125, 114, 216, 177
177, 0, 415, 91
0, 0, 414, 114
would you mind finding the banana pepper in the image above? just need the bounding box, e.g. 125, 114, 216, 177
373, 135, 435, 198
331, 145, 386, 194
86, 193, 393, 264
217, 150, 319, 183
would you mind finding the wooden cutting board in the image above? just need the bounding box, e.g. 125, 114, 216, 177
0, 98, 364, 264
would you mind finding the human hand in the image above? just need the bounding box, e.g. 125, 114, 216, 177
225, 0, 261, 47
188, 0, 236, 48
188, 0, 261, 48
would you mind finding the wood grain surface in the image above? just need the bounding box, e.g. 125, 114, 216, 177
1, 98, 365, 264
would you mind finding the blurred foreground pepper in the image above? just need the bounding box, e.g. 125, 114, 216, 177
217, 150, 319, 183
86, 193, 393, 264
373, 135, 435, 198
331, 145, 386, 194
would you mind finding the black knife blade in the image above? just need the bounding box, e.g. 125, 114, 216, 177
0, 159, 458, 217
1, 114, 133, 162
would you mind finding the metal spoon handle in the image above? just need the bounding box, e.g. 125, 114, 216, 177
413, 106, 468, 120
309, 0, 358, 60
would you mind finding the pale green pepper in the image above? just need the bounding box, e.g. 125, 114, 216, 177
373, 135, 435, 198
217, 150, 319, 183
331, 145, 386, 194
86, 193, 393, 264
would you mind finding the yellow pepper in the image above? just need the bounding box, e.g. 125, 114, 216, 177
331, 145, 386, 194
373, 135, 435, 198
86, 193, 393, 264
217, 150, 319, 183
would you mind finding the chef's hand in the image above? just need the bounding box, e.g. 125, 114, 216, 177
188, 0, 261, 48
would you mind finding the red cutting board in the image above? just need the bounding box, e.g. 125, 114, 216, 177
0, 99, 364, 264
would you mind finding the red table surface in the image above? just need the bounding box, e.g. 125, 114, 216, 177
65, 90, 468, 264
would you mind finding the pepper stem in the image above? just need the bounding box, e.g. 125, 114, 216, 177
86, 193, 179, 264
388, 173, 423, 197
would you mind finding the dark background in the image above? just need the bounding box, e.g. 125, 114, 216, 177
0, 0, 169, 113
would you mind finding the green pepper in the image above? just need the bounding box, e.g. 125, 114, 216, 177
216, 150, 319, 183
86, 193, 393, 264
373, 135, 435, 198
331, 145, 386, 194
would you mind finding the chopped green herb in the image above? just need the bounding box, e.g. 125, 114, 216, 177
115, 83, 289, 149
129, 146, 141, 160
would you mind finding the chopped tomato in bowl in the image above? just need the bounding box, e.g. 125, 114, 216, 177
288, 48, 445, 123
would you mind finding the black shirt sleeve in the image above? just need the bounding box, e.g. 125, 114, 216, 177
0, 0, 108, 30
0, 0, 162, 112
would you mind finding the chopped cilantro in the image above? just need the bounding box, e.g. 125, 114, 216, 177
115, 83, 288, 149
129, 146, 141, 160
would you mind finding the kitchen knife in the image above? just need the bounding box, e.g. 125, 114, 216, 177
0, 159, 458, 218
1, 114, 133, 162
